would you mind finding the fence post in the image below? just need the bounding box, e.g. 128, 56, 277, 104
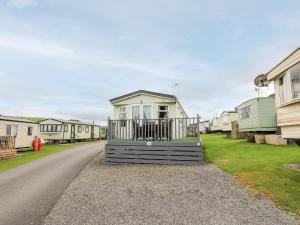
107, 117, 111, 140
197, 114, 201, 136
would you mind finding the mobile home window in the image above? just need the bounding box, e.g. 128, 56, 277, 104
143, 105, 152, 119
27, 126, 33, 136
290, 63, 300, 100
64, 125, 68, 132
132, 106, 140, 119
41, 124, 62, 132
158, 105, 168, 119
119, 107, 127, 120
240, 106, 251, 120
279, 74, 289, 104
78, 126, 82, 133
6, 125, 18, 136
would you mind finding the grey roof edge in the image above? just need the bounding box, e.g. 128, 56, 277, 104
236, 95, 275, 108
109, 90, 176, 103
109, 89, 188, 116
38, 118, 101, 126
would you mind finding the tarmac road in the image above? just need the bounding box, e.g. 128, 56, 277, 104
0, 142, 104, 225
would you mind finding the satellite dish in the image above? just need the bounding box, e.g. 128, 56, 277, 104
254, 74, 270, 87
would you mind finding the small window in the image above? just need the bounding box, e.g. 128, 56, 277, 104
240, 106, 251, 120
40, 125, 44, 132
86, 126, 89, 133
6, 125, 11, 136
158, 105, 168, 119
119, 107, 127, 120
78, 126, 82, 133
27, 126, 33, 136
64, 125, 68, 132
158, 105, 168, 111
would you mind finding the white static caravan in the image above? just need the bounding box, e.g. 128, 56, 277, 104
266, 48, 300, 140
39, 119, 101, 143
210, 116, 222, 132
109, 90, 195, 141
219, 111, 238, 132
199, 120, 210, 133
0, 115, 39, 148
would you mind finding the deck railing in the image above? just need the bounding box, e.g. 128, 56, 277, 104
107, 116, 200, 142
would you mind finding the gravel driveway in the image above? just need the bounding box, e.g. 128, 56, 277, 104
44, 155, 298, 225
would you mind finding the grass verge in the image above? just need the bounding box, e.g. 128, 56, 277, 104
202, 134, 300, 217
0, 142, 90, 173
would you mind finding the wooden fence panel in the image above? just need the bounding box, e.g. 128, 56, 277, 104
0, 136, 16, 160
105, 141, 202, 165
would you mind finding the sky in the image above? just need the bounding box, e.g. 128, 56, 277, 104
0, 0, 299, 124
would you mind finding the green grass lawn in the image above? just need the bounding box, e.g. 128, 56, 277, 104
0, 142, 89, 173
202, 134, 300, 217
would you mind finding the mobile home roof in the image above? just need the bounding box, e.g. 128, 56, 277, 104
0, 115, 37, 124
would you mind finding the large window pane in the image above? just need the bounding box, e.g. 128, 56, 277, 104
143, 105, 152, 119
279, 74, 289, 104
291, 63, 300, 99
132, 106, 140, 119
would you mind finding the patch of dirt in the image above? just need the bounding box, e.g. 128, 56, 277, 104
283, 164, 300, 172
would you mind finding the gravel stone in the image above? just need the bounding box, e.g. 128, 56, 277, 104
44, 154, 298, 225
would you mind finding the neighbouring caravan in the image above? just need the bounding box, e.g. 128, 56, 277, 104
236, 95, 277, 132
199, 120, 210, 133
0, 115, 39, 148
210, 116, 222, 132
266, 48, 300, 140
219, 111, 238, 132
39, 119, 101, 143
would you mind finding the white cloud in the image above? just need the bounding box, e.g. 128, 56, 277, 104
7, 0, 37, 8
0, 33, 81, 61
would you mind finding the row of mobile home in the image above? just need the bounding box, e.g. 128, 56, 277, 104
39, 119, 102, 143
0, 115, 105, 148
212, 47, 300, 144
209, 111, 239, 133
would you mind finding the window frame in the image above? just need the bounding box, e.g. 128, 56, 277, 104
278, 62, 300, 106
64, 125, 68, 132
132, 106, 141, 119
290, 63, 300, 100
40, 124, 62, 132
27, 126, 33, 136
78, 126, 82, 133
240, 106, 251, 120
158, 105, 169, 119
119, 107, 127, 120
143, 105, 152, 119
